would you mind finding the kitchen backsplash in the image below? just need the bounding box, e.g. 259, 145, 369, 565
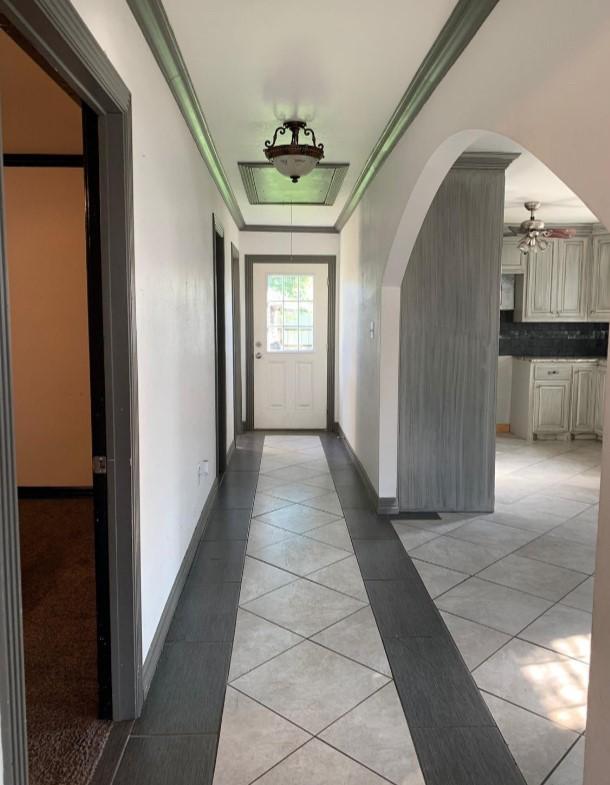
499, 313, 608, 357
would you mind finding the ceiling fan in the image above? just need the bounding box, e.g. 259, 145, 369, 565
509, 201, 576, 253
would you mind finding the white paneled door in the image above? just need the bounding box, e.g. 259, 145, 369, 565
253, 262, 328, 429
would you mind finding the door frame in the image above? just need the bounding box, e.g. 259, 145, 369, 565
212, 216, 227, 476
0, 3, 141, 783
231, 243, 243, 436
245, 254, 336, 431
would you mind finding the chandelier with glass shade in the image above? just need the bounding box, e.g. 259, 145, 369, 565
263, 120, 324, 183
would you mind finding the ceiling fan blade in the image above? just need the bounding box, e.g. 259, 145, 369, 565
546, 228, 577, 238
507, 226, 520, 235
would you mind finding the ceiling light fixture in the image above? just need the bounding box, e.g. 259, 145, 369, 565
515, 201, 576, 254
264, 120, 324, 183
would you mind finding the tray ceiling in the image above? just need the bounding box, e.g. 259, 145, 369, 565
161, 0, 458, 227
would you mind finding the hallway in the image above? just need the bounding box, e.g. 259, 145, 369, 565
214, 434, 421, 785
109, 433, 527, 785
5, 3, 610, 785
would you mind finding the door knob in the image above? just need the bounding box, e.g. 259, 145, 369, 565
255, 352, 262, 359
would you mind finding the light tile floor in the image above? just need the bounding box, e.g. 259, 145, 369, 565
396, 434, 600, 785
213, 434, 425, 785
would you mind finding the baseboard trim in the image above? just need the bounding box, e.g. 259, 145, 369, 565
335, 424, 399, 514
496, 423, 510, 433
141, 477, 219, 698
378, 496, 399, 515
89, 719, 134, 785
18, 486, 94, 499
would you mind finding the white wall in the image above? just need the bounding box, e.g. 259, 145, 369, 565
338, 207, 382, 490
336, 2, 610, 779
338, 0, 610, 494
496, 357, 512, 425
238, 231, 340, 423
69, 0, 240, 659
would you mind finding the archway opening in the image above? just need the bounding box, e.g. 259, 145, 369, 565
392, 131, 602, 785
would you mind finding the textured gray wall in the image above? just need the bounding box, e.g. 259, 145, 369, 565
398, 160, 507, 511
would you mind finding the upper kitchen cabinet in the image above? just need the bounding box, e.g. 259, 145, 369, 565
555, 237, 589, 319
501, 236, 527, 274
590, 232, 610, 320
511, 229, 609, 322
520, 242, 555, 320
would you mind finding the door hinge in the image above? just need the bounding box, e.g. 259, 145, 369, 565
93, 456, 107, 475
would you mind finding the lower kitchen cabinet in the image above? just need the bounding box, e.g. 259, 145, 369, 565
571, 364, 598, 436
533, 381, 572, 436
511, 358, 605, 441
593, 362, 607, 437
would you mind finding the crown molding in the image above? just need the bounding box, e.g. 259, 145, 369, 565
129, 0, 502, 235
452, 152, 519, 171
241, 225, 339, 234
127, 0, 245, 228
334, 0, 500, 231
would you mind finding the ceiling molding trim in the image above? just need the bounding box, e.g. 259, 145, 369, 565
238, 162, 349, 206
127, 0, 245, 228
241, 225, 339, 234
452, 152, 520, 171
334, 0, 500, 231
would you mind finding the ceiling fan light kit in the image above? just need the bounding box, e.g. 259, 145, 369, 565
515, 201, 576, 254
264, 120, 325, 183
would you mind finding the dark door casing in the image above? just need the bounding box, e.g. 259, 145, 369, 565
213, 221, 227, 476
82, 105, 113, 719
231, 243, 243, 436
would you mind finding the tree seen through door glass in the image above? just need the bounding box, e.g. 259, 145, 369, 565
267, 273, 315, 352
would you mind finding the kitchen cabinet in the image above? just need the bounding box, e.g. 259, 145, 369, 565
522, 243, 555, 320
504, 227, 610, 323
590, 233, 610, 320
556, 238, 589, 320
514, 238, 589, 322
533, 381, 571, 436
501, 237, 527, 274
510, 358, 605, 440
570, 364, 597, 436
593, 361, 607, 437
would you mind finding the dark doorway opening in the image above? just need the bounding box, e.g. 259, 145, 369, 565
213, 217, 227, 477
0, 25, 116, 785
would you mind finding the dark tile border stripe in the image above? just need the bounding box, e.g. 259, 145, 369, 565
109, 433, 264, 784
320, 433, 526, 785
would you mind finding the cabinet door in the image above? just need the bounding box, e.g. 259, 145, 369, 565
556, 239, 588, 320
570, 366, 596, 434
594, 367, 606, 436
590, 235, 610, 321
524, 244, 555, 320
533, 381, 571, 434
501, 237, 527, 274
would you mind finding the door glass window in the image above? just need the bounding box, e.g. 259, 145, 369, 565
267, 274, 315, 352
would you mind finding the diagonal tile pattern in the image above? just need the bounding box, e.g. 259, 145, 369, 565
214, 434, 425, 785
395, 434, 599, 785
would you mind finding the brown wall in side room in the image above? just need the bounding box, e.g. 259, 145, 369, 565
1, 29, 91, 487
0, 30, 83, 154
4, 167, 92, 486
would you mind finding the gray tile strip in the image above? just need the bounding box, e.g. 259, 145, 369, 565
110, 433, 264, 784
319, 433, 526, 785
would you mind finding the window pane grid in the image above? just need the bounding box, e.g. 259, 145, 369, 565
267, 274, 314, 352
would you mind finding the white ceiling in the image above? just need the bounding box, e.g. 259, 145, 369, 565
470, 134, 598, 225
163, 0, 457, 227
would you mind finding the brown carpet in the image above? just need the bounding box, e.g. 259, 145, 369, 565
19, 498, 112, 785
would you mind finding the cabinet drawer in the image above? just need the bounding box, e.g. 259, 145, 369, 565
534, 364, 572, 381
